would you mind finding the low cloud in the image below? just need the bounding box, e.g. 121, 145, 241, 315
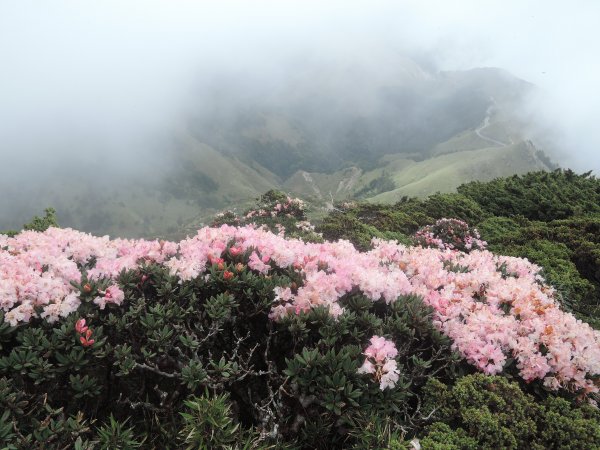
0, 0, 598, 228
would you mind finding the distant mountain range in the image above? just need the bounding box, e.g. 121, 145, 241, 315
0, 58, 557, 238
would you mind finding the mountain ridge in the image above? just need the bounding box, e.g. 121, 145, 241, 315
0, 60, 557, 238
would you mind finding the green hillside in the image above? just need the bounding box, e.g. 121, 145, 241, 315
369, 141, 550, 201
283, 140, 552, 205
0, 134, 281, 239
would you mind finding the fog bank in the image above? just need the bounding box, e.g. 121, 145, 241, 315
1, 1, 599, 231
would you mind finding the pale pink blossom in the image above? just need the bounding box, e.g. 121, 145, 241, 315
1, 224, 599, 397
358, 336, 400, 390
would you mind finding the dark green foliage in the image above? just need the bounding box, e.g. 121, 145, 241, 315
212, 190, 323, 242
420, 374, 600, 450
318, 193, 487, 250
416, 193, 488, 225
23, 207, 59, 232
354, 172, 397, 199
344, 413, 410, 449
420, 423, 479, 450
178, 392, 265, 449
274, 294, 464, 448
96, 416, 144, 449
458, 169, 600, 221
0, 375, 97, 449
316, 209, 412, 251
1, 207, 59, 237
318, 202, 421, 249
474, 216, 522, 243
2, 257, 294, 447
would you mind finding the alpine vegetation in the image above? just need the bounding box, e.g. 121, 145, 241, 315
1, 186, 600, 447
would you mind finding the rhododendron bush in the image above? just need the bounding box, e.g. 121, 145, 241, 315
2, 225, 599, 395
211, 189, 322, 242
1, 222, 600, 446
413, 217, 487, 252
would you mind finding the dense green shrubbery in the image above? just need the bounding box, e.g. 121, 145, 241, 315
421, 374, 600, 449
457, 169, 600, 221
318, 193, 488, 251
411, 193, 489, 225
212, 190, 323, 243
315, 206, 413, 251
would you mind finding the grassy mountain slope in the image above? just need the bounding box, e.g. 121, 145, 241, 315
170, 133, 280, 202
283, 140, 551, 204
370, 141, 549, 201
191, 64, 535, 178
0, 134, 281, 239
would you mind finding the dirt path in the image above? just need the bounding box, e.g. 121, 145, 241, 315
475, 107, 509, 147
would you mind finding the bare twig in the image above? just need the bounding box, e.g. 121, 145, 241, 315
135, 362, 180, 379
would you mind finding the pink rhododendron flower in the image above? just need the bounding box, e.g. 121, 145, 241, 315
75, 318, 88, 334
75, 317, 95, 347
248, 252, 271, 274
229, 246, 243, 257
364, 335, 399, 363
1, 224, 599, 397
358, 336, 400, 390
79, 328, 95, 347
357, 359, 375, 375
380, 360, 400, 390
94, 285, 125, 310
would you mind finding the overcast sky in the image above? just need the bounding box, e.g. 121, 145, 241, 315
0, 0, 599, 173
